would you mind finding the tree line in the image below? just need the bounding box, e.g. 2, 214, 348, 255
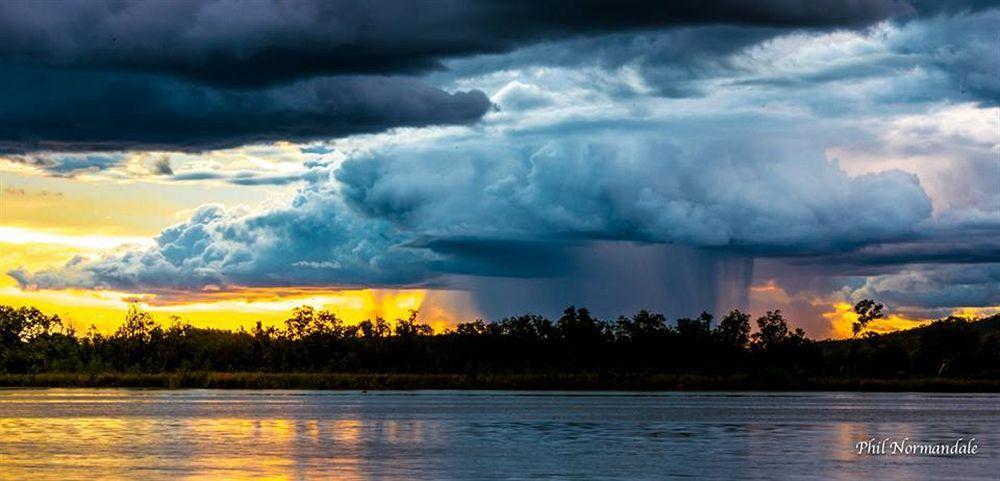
1, 301, 997, 379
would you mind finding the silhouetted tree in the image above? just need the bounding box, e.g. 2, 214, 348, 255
677, 312, 712, 339
751, 310, 806, 353
456, 319, 490, 336
358, 317, 391, 339
715, 309, 751, 352
1, 305, 63, 346
557, 306, 606, 343
394, 311, 432, 338
852, 299, 884, 338
1, 303, 995, 380
614, 309, 669, 342
115, 302, 157, 342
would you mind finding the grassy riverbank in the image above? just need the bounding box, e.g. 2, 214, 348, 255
2, 372, 998, 392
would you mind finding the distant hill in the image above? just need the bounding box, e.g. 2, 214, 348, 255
818, 314, 1000, 379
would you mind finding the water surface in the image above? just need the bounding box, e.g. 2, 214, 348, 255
1, 390, 996, 480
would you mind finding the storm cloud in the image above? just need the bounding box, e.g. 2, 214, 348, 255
443, 7, 1000, 105
0, 0, 932, 86
4, 2, 997, 325
10, 133, 935, 297
335, 135, 932, 252
2, 152, 124, 176
849, 263, 1000, 313
1, 0, 985, 153
9, 195, 435, 292
0, 66, 491, 153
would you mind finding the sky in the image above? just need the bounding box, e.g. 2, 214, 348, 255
0, 0, 997, 338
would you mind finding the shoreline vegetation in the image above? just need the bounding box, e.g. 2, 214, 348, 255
2, 372, 999, 392
2, 302, 998, 392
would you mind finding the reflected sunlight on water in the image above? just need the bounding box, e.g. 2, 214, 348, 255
1, 390, 998, 480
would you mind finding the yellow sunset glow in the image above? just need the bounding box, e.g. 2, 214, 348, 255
950, 307, 1000, 319
2, 282, 469, 334
823, 302, 929, 339
0, 225, 472, 333
823, 302, 1000, 339
0, 226, 153, 249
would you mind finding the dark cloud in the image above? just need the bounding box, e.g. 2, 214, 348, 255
442, 26, 782, 98
445, 9, 999, 105
850, 263, 1000, 310
169, 165, 330, 186
750, 201, 999, 309
1, 1, 991, 154
0, 66, 491, 153
417, 237, 578, 278
788, 225, 1000, 269
890, 10, 1000, 105
453, 242, 753, 321
152, 157, 173, 176
2, 152, 124, 176
0, 0, 930, 88
752, 9, 1000, 106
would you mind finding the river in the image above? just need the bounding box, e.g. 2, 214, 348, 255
1, 390, 996, 480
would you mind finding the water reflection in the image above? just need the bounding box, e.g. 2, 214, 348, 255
1, 390, 997, 480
